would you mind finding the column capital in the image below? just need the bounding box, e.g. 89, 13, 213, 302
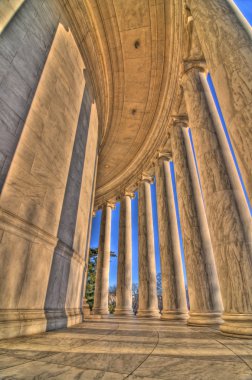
180, 60, 208, 88
124, 190, 135, 199
105, 201, 116, 210
183, 59, 207, 74
157, 150, 172, 161
116, 189, 135, 202
172, 114, 189, 128
138, 172, 154, 184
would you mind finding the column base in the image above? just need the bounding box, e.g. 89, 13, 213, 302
114, 308, 134, 316
0, 308, 83, 339
137, 309, 160, 319
161, 310, 188, 321
187, 312, 223, 326
46, 308, 83, 329
92, 307, 109, 316
82, 299, 91, 320
220, 313, 252, 338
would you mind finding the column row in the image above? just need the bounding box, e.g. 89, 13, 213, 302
93, 64, 252, 335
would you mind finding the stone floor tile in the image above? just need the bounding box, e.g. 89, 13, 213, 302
133, 355, 252, 380
0, 319, 251, 379
225, 344, 252, 368
0, 354, 30, 370
0, 360, 127, 379
153, 343, 240, 361
0, 348, 54, 360
71, 340, 156, 355
39, 351, 147, 374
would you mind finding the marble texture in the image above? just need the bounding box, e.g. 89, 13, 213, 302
0, 23, 87, 338
137, 177, 159, 318
182, 68, 252, 336
0, 0, 25, 34
155, 157, 188, 320
171, 118, 223, 326
188, 0, 252, 208
201, 76, 252, 258
115, 193, 134, 316
45, 85, 95, 329
93, 204, 114, 315
0, 0, 65, 190
0, 318, 251, 379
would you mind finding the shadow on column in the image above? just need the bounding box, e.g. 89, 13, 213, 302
44, 87, 92, 330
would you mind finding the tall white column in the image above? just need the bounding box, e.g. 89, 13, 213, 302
182, 126, 223, 318
171, 116, 223, 326
93, 202, 115, 315
155, 153, 188, 320
137, 174, 159, 318
115, 191, 134, 316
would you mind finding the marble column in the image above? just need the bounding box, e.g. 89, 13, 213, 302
45, 85, 94, 329
187, 0, 252, 207
115, 192, 134, 316
182, 66, 252, 337
182, 123, 224, 318
200, 77, 252, 253
0, 24, 86, 338
93, 202, 115, 315
155, 153, 188, 320
137, 174, 159, 318
171, 116, 223, 326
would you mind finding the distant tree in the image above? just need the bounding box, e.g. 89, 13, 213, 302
85, 248, 98, 310
132, 283, 139, 315
85, 248, 116, 310
108, 285, 117, 314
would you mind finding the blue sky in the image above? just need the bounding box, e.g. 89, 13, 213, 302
234, 0, 252, 24
90, 1, 252, 287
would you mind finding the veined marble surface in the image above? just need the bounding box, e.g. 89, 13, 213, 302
0, 318, 251, 379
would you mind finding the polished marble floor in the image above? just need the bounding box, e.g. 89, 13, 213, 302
0, 317, 252, 379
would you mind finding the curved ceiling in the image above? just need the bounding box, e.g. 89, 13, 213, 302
65, 0, 184, 207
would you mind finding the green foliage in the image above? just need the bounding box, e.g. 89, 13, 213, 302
85, 248, 98, 310
108, 302, 116, 314
85, 248, 117, 311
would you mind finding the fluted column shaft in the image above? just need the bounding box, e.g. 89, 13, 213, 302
93, 203, 113, 315
182, 67, 252, 336
182, 127, 223, 317
187, 0, 252, 206
115, 193, 133, 316
171, 117, 223, 326
155, 157, 188, 320
138, 178, 159, 318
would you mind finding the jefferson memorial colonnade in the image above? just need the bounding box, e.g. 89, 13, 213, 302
0, 0, 252, 344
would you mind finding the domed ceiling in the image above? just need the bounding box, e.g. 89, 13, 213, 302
65, 0, 184, 207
